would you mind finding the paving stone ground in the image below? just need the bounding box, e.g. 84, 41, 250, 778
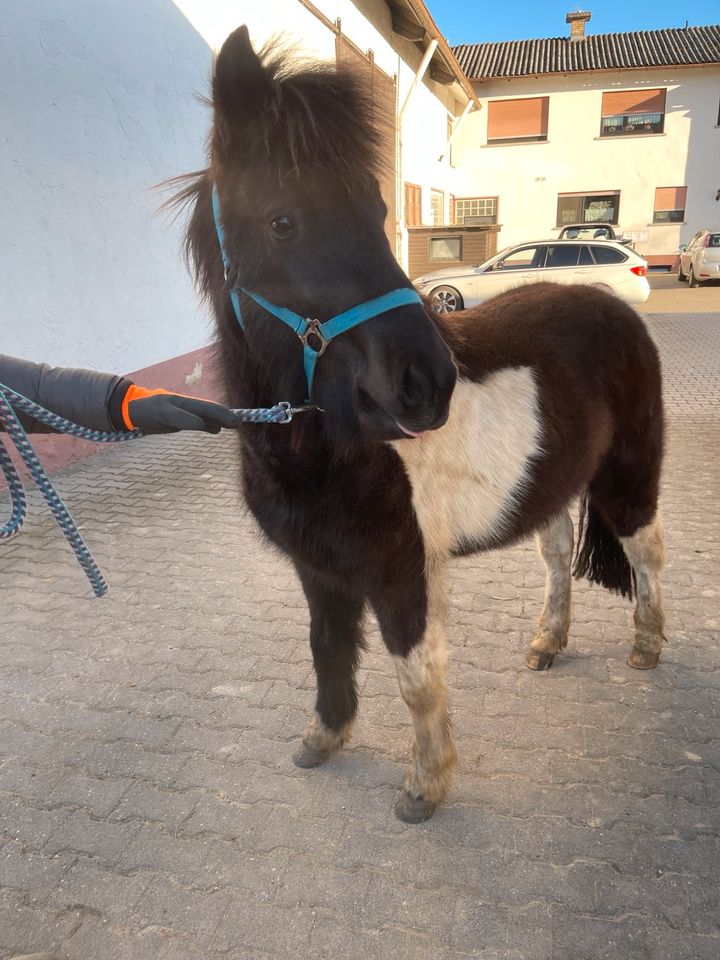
1, 277, 719, 959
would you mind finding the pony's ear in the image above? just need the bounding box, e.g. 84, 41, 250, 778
213, 25, 271, 129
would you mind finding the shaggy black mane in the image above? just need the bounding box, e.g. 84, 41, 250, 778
214, 42, 385, 182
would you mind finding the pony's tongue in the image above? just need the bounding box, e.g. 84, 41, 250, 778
395, 420, 423, 439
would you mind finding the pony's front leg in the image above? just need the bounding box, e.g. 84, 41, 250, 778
374, 561, 457, 823
294, 568, 365, 768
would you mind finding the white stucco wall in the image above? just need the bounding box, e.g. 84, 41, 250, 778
452, 66, 720, 259
0, 0, 217, 373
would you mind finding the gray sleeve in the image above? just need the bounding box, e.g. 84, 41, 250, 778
0, 353, 127, 433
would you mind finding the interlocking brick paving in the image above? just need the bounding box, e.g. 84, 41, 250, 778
1, 280, 719, 959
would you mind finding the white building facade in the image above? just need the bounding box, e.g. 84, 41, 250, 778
451, 20, 720, 268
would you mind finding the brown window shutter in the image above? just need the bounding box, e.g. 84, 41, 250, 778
405, 183, 421, 226
602, 89, 666, 116
487, 97, 548, 140
654, 186, 687, 211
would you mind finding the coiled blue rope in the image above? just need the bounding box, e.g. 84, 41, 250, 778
0, 384, 307, 597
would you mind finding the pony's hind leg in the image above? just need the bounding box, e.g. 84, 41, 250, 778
620, 515, 666, 669
294, 568, 365, 768
526, 508, 574, 671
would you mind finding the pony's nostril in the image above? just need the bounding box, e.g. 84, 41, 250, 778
401, 363, 427, 408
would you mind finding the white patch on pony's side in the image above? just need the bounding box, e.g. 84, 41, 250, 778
392, 371, 543, 560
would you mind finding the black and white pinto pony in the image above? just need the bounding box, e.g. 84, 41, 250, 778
174, 27, 666, 822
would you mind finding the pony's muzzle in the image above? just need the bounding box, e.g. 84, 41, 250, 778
397, 357, 456, 431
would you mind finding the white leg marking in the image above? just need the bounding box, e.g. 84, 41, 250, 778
302, 713, 352, 752
393, 560, 457, 805
621, 515, 666, 659
529, 508, 574, 663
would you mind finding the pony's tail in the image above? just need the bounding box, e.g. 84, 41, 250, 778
572, 493, 635, 600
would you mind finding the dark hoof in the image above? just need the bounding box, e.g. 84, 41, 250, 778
627, 649, 660, 670
293, 744, 330, 768
394, 792, 437, 823
525, 650, 555, 671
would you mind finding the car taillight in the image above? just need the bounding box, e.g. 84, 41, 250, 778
630, 265, 647, 277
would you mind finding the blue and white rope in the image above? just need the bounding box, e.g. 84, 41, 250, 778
0, 385, 142, 597
0, 385, 304, 597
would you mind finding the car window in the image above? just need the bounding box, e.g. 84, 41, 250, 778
590, 245, 626, 265
565, 227, 611, 241
497, 246, 545, 270
578, 245, 594, 266
708, 233, 720, 248
545, 245, 581, 268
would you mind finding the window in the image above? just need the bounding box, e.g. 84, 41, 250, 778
600, 89, 666, 137
590, 245, 627, 265
430, 237, 462, 261
454, 197, 497, 224
653, 186, 687, 224
487, 97, 549, 143
557, 192, 620, 226
430, 190, 444, 226
545, 245, 581, 268
578, 245, 595, 266
405, 183, 422, 226
496, 245, 545, 270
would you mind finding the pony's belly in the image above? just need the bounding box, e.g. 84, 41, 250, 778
392, 371, 543, 559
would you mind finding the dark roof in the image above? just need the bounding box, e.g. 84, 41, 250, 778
452, 24, 720, 79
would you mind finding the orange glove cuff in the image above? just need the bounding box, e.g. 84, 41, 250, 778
121, 386, 172, 430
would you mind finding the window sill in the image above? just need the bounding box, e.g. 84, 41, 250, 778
483, 139, 550, 148
647, 221, 686, 226
594, 133, 666, 141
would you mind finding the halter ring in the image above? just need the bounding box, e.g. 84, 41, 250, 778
300, 319, 329, 356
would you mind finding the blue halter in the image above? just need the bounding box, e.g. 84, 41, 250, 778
211, 185, 423, 400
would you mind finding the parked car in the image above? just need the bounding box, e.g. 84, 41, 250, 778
557, 222, 631, 246
413, 239, 650, 312
678, 229, 720, 287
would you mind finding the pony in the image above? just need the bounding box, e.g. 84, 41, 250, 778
172, 27, 665, 822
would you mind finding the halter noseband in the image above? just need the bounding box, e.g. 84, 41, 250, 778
211, 185, 422, 401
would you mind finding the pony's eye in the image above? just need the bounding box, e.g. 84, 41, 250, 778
270, 216, 294, 237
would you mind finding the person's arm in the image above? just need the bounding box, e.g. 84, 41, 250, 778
0, 353, 126, 434
0, 354, 238, 435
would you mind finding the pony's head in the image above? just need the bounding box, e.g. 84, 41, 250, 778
185, 26, 456, 444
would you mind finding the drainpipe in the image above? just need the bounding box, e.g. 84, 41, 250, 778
396, 39, 439, 262
438, 98, 474, 162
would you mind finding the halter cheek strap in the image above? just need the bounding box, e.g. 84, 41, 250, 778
211, 185, 423, 400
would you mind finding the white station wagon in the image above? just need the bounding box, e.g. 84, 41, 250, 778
414, 239, 650, 312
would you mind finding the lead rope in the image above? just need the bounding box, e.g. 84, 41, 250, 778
0, 384, 307, 596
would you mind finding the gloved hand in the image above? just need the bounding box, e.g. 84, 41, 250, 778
121, 386, 238, 434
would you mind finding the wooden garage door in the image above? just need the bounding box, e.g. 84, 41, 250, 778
336, 34, 397, 253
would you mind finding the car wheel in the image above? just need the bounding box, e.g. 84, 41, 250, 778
429, 285, 463, 314
677, 263, 686, 282
688, 268, 700, 288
